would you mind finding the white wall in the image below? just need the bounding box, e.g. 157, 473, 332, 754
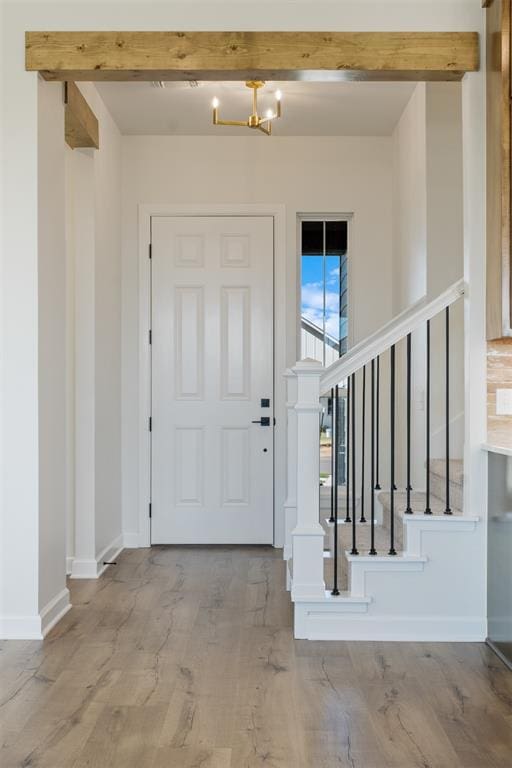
121, 134, 394, 540
392, 82, 465, 494
0, 0, 486, 637
425, 84, 465, 460
392, 84, 428, 315
392, 84, 428, 488
426, 83, 465, 298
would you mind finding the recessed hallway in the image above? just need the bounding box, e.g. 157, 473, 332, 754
1, 546, 511, 767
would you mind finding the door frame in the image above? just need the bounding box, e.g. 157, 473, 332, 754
138, 203, 286, 548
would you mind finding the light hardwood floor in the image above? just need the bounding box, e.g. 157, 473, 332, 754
1, 546, 511, 767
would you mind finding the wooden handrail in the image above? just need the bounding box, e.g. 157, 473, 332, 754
320, 279, 465, 395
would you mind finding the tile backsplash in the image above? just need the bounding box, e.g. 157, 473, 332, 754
488, 339, 512, 448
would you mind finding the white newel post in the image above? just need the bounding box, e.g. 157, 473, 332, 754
291, 359, 326, 601
283, 369, 298, 562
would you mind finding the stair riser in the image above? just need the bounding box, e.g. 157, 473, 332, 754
429, 473, 463, 511
379, 507, 405, 550
430, 459, 464, 487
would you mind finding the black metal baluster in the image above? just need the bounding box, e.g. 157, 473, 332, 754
360, 365, 367, 523
351, 372, 358, 555
329, 389, 335, 523
370, 359, 377, 555
375, 356, 381, 490
389, 345, 397, 555
405, 333, 413, 514
332, 385, 340, 594
444, 307, 452, 515
425, 320, 432, 515
345, 376, 351, 523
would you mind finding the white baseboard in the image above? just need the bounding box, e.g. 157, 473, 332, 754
294, 605, 487, 641
70, 557, 99, 579
96, 535, 124, 577
0, 614, 43, 640
123, 531, 142, 548
488, 616, 512, 642
40, 588, 71, 636
70, 534, 124, 579
0, 587, 71, 640
66, 556, 74, 575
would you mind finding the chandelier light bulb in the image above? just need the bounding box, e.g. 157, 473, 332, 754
275, 90, 282, 101
266, 108, 273, 119
212, 97, 219, 108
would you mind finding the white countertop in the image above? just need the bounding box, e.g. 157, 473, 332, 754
482, 442, 512, 457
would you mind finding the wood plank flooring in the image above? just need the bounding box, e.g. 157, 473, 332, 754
1, 546, 511, 767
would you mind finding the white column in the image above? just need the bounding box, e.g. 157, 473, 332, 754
283, 369, 298, 562
291, 359, 326, 601
0, 72, 40, 640
70, 149, 97, 578
37, 78, 70, 626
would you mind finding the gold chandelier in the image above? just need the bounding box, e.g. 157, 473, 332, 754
212, 81, 282, 136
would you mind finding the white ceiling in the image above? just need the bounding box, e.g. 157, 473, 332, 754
96, 81, 416, 137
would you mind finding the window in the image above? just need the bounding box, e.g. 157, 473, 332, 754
300, 218, 348, 366
300, 217, 349, 486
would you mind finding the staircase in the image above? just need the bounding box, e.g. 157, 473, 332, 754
323, 460, 464, 588
283, 280, 485, 642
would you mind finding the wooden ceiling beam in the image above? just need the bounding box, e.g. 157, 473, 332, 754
64, 82, 99, 149
26, 31, 479, 82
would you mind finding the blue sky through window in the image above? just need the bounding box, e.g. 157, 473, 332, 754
301, 257, 341, 341
300, 220, 348, 359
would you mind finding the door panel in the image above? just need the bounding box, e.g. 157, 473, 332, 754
151, 216, 274, 544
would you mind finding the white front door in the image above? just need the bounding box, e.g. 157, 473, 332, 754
151, 216, 274, 544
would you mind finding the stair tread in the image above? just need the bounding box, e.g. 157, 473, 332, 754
377, 490, 462, 516
345, 551, 427, 562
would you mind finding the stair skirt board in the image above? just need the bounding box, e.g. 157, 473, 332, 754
347, 553, 427, 598
299, 513, 483, 641
403, 515, 479, 556
294, 608, 487, 641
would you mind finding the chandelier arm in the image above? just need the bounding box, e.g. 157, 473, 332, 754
257, 123, 271, 136
258, 114, 277, 125
215, 118, 250, 127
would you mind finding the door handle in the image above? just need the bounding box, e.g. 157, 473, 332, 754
252, 417, 271, 426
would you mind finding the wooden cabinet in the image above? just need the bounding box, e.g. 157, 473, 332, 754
487, 0, 512, 339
